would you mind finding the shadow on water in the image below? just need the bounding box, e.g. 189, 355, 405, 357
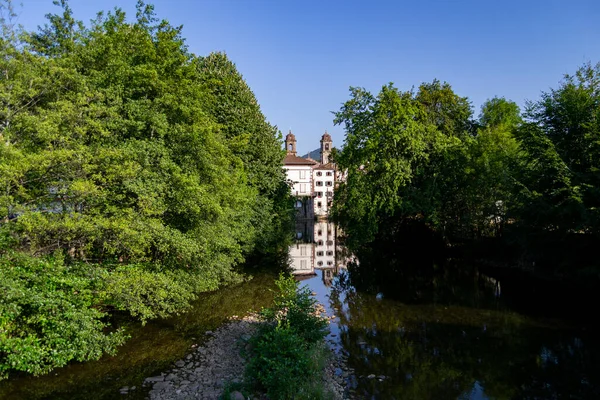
296, 219, 600, 399
0, 273, 279, 400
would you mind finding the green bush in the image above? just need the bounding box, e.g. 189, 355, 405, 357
0, 251, 240, 379
244, 274, 331, 399
260, 273, 328, 343
0, 253, 128, 379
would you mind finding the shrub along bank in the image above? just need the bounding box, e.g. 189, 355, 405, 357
224, 274, 333, 400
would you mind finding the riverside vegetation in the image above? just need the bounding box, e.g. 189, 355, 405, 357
225, 274, 333, 400
0, 0, 293, 380
331, 62, 600, 279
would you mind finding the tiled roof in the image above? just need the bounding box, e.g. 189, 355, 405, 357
284, 154, 318, 165
314, 163, 335, 170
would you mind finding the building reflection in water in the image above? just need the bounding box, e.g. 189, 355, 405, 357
289, 219, 351, 285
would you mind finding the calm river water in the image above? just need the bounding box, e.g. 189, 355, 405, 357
2, 219, 599, 399
293, 220, 600, 399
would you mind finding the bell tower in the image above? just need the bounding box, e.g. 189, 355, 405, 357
320, 131, 332, 164
285, 131, 297, 155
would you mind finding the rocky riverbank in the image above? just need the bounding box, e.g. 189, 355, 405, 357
139, 313, 347, 399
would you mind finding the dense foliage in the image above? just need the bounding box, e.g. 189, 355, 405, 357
332, 63, 600, 274
243, 275, 331, 400
0, 0, 291, 379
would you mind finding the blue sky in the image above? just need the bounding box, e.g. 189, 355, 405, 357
16, 0, 600, 155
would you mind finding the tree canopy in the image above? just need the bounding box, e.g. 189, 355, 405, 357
333, 63, 600, 273
0, 0, 291, 379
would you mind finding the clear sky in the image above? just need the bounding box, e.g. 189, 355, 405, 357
15, 0, 600, 155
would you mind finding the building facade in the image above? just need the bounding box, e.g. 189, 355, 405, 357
283, 131, 337, 218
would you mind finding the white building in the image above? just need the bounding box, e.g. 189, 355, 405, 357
283, 131, 338, 218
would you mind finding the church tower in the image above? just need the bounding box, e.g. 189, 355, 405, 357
285, 131, 297, 155
320, 131, 332, 164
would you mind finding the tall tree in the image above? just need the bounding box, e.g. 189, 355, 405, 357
524, 62, 600, 233
197, 52, 291, 256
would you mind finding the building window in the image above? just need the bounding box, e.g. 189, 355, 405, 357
318, 230, 322, 236
317, 192, 323, 198
326, 181, 332, 186
326, 240, 333, 246
327, 261, 333, 266
317, 240, 323, 246
300, 183, 307, 193
300, 260, 307, 269
317, 261, 323, 266
326, 171, 333, 176
317, 251, 324, 256
317, 201, 322, 208
316, 181, 323, 186
300, 247, 307, 256
325, 144, 330, 150
326, 191, 332, 197
316, 172, 322, 176
300, 170, 306, 179
327, 251, 333, 256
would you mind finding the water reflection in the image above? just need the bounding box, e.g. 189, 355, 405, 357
295, 224, 600, 399
289, 220, 350, 285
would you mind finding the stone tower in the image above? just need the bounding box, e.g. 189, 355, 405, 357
320, 131, 332, 164
285, 131, 297, 155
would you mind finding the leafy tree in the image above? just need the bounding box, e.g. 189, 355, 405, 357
523, 62, 600, 234
196, 52, 292, 257
0, 0, 289, 378
331, 84, 449, 243
479, 97, 522, 129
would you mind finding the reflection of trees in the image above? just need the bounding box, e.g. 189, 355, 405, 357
329, 272, 600, 399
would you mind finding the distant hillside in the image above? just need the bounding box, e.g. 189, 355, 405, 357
302, 148, 320, 160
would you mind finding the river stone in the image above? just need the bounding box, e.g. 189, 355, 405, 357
165, 373, 177, 381
367, 374, 376, 379
145, 375, 164, 383
153, 381, 172, 390
174, 360, 185, 368
230, 391, 245, 400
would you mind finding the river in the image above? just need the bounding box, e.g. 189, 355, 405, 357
292, 219, 600, 399
2, 219, 599, 399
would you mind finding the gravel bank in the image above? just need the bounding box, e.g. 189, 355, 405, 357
140, 314, 347, 399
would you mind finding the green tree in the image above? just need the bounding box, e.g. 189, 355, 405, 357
331, 84, 449, 243
0, 0, 288, 378
479, 97, 522, 129
523, 62, 600, 234
197, 52, 292, 256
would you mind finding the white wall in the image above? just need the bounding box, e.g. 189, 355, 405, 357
289, 243, 314, 274
313, 168, 335, 216
283, 165, 313, 197
313, 221, 336, 268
